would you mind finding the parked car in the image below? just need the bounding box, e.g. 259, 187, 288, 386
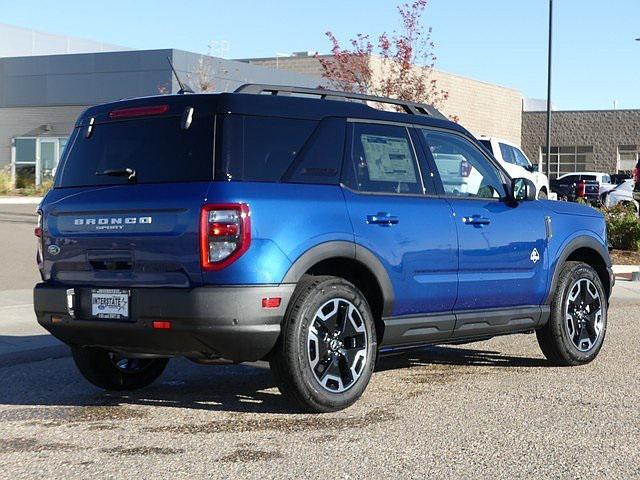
610, 173, 631, 185
550, 173, 600, 204
601, 179, 639, 214
582, 172, 615, 195
476, 136, 551, 199
34, 85, 614, 412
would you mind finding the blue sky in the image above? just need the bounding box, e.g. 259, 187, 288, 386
1, 0, 638, 110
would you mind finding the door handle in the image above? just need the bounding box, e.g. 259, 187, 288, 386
462, 215, 491, 226
366, 213, 399, 226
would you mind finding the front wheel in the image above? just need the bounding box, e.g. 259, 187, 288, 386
72, 347, 169, 390
270, 275, 377, 413
536, 261, 607, 366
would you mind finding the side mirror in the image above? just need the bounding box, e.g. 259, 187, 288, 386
511, 177, 537, 202
525, 164, 538, 173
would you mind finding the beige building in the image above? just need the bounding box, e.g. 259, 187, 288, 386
241, 52, 523, 145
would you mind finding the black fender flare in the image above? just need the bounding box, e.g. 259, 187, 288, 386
545, 235, 612, 305
282, 241, 395, 316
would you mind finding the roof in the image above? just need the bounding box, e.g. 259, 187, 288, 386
76, 91, 468, 136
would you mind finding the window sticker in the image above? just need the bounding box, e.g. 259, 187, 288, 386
360, 134, 417, 183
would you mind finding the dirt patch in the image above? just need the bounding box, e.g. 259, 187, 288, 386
218, 448, 284, 463
611, 249, 640, 265
1, 437, 79, 454
102, 446, 184, 456
146, 407, 397, 435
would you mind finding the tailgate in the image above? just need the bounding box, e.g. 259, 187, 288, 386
42, 183, 208, 287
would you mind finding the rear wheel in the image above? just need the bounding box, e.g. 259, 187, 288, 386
536, 261, 607, 366
270, 275, 377, 412
72, 347, 169, 390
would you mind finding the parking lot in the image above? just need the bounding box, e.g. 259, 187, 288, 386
1, 203, 639, 479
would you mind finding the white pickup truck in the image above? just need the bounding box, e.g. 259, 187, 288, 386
477, 136, 552, 199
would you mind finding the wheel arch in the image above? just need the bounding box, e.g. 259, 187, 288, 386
282, 241, 395, 343
546, 236, 612, 304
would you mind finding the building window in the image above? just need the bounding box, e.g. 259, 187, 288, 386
540, 146, 595, 179
617, 145, 638, 172
11, 137, 68, 188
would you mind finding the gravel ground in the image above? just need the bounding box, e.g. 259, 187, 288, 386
1, 297, 638, 479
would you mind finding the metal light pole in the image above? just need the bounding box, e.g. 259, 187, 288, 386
545, 0, 554, 177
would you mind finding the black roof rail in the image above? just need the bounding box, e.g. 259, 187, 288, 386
233, 84, 447, 120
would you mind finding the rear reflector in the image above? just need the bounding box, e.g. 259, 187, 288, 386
109, 104, 169, 119
152, 320, 172, 330
262, 297, 282, 309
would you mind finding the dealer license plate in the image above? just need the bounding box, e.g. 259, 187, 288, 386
91, 289, 130, 320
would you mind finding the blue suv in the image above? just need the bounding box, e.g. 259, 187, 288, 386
34, 85, 614, 412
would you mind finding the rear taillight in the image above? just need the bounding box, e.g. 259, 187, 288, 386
577, 180, 586, 198
633, 167, 640, 183
200, 204, 251, 271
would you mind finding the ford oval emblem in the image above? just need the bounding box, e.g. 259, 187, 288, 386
47, 245, 61, 256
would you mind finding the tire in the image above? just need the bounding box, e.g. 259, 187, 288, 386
538, 189, 548, 199
536, 261, 607, 366
269, 275, 377, 413
72, 347, 169, 391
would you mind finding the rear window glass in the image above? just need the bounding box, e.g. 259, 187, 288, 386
217, 115, 318, 182
57, 115, 214, 187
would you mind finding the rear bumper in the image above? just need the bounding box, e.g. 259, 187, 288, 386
34, 283, 295, 362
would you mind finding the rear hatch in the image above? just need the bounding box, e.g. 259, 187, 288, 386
40, 96, 216, 287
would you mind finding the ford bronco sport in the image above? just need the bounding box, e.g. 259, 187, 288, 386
34, 84, 614, 412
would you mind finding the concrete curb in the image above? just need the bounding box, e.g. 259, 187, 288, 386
612, 264, 639, 274
0, 197, 43, 205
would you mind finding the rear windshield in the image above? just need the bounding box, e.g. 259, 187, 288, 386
57, 115, 214, 187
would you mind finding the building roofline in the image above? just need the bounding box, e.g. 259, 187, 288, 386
238, 53, 522, 95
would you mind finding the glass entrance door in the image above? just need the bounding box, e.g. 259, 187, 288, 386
38, 139, 58, 186
12, 137, 66, 188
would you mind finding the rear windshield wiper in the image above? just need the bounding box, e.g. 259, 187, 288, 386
96, 168, 137, 183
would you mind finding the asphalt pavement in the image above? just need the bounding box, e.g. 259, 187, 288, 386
0, 202, 639, 479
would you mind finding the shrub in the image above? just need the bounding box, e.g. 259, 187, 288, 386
0, 166, 12, 195
604, 203, 640, 251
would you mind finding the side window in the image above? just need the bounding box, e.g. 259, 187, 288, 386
512, 148, 532, 168
218, 115, 318, 182
499, 143, 517, 165
421, 130, 506, 199
345, 123, 423, 195
582, 175, 596, 181
283, 117, 345, 185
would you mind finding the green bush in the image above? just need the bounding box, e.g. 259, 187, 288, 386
0, 167, 12, 195
604, 203, 640, 251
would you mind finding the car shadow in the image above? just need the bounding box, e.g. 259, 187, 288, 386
0, 343, 550, 416
376, 344, 550, 372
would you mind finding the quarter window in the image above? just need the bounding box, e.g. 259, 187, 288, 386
345, 123, 423, 195
421, 130, 506, 199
